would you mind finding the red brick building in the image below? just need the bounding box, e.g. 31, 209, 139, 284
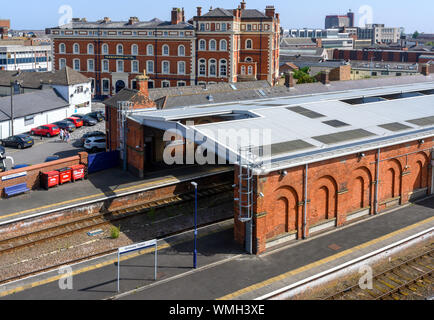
47, 2, 280, 98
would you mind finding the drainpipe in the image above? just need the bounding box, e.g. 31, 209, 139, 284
374, 148, 381, 214
303, 163, 308, 239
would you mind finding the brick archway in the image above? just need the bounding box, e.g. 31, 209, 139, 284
310, 176, 338, 225
381, 159, 402, 202
350, 166, 373, 213
410, 152, 429, 191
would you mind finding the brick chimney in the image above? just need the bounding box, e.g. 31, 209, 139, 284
182, 8, 185, 22
127, 17, 139, 25
103, 17, 111, 23
136, 70, 150, 97
240, 1, 246, 9
285, 72, 295, 89
197, 7, 202, 17
320, 70, 330, 85
171, 8, 182, 25
265, 6, 275, 17
421, 63, 430, 76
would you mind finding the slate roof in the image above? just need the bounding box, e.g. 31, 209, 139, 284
0, 67, 89, 89
201, 7, 269, 19
104, 88, 155, 109
52, 19, 193, 30
0, 88, 69, 121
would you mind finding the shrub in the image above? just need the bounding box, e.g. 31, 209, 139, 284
111, 226, 120, 239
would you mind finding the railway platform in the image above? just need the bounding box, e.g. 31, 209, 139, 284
0, 165, 233, 225
0, 195, 432, 300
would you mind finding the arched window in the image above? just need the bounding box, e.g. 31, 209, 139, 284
199, 59, 206, 76
87, 59, 94, 71
178, 45, 185, 56
219, 59, 227, 77
209, 39, 217, 51
102, 60, 109, 72
73, 43, 80, 54
73, 59, 80, 71
132, 60, 139, 73
241, 65, 246, 75
59, 43, 66, 54
131, 44, 138, 56
162, 45, 169, 56
59, 58, 66, 69
117, 60, 124, 72
102, 44, 109, 54
245, 57, 253, 62
87, 43, 94, 54
220, 40, 227, 51
162, 80, 170, 88
248, 66, 253, 75
147, 44, 154, 56
162, 61, 170, 74
199, 40, 206, 51
146, 60, 154, 73
117, 44, 123, 55
178, 61, 186, 74
209, 59, 217, 77
246, 39, 253, 49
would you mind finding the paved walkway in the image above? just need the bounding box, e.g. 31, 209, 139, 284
0, 165, 233, 224
1, 196, 433, 300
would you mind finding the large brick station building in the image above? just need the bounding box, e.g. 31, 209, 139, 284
47, 1, 281, 98
104, 72, 434, 254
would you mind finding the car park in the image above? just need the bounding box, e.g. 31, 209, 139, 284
84, 136, 106, 153
65, 117, 84, 128
30, 124, 60, 137
72, 114, 97, 126
80, 131, 105, 146
86, 111, 104, 122
1, 134, 34, 149
53, 120, 76, 132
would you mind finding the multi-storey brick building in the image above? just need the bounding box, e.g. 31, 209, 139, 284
47, 1, 280, 98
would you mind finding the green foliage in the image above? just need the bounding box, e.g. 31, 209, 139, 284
292, 67, 317, 83
412, 31, 419, 39
426, 41, 434, 46
110, 226, 120, 239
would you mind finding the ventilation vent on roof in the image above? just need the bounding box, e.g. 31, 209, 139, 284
342, 97, 387, 105
322, 120, 350, 128
312, 129, 375, 145
287, 106, 325, 119
378, 123, 412, 132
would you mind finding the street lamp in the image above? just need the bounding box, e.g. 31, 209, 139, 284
191, 181, 198, 269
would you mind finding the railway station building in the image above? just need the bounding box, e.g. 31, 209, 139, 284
104, 70, 434, 254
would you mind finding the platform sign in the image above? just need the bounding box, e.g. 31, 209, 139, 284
117, 239, 158, 292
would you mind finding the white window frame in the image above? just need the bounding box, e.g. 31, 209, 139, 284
102, 44, 109, 55
87, 59, 95, 72
148, 79, 155, 89
162, 60, 170, 74
88, 43, 94, 54
198, 59, 206, 76
219, 59, 227, 77
131, 44, 138, 56
73, 43, 80, 54
117, 44, 124, 55
177, 81, 186, 87
102, 78, 110, 93
220, 40, 227, 51
162, 80, 170, 88
162, 45, 170, 56
199, 40, 206, 51
177, 61, 186, 75
147, 60, 154, 74
59, 58, 66, 70
208, 59, 217, 77
147, 44, 154, 56
59, 43, 66, 54
241, 65, 246, 75
248, 66, 253, 75
131, 60, 139, 73
102, 59, 109, 72
209, 39, 217, 51
117, 60, 124, 72
246, 39, 253, 49
73, 59, 80, 71
178, 45, 185, 56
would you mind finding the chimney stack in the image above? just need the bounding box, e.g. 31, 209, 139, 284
265, 6, 275, 17
421, 63, 430, 76
320, 70, 330, 85
182, 8, 185, 22
240, 1, 246, 10
136, 70, 150, 97
285, 72, 295, 89
128, 17, 139, 25
171, 8, 183, 25
197, 7, 202, 17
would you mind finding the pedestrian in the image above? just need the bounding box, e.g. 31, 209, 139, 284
59, 129, 64, 142
65, 131, 70, 143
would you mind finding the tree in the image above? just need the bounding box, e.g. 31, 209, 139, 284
412, 31, 419, 39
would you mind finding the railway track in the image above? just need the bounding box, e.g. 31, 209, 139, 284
324, 248, 433, 300
0, 182, 233, 256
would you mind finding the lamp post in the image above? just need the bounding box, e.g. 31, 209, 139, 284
191, 181, 198, 269
10, 79, 22, 137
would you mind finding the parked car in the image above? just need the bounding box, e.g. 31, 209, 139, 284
45, 155, 60, 162
0, 146, 5, 158
30, 124, 60, 137
84, 136, 106, 153
80, 131, 105, 146
86, 111, 104, 122
65, 117, 84, 128
53, 120, 76, 132
13, 164, 30, 170
0, 146, 5, 172
72, 114, 97, 126
1, 134, 34, 149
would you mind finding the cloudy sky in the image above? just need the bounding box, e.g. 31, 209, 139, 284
2, 0, 432, 33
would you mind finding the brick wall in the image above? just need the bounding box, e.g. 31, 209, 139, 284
0, 152, 88, 198
234, 138, 434, 254
329, 65, 351, 81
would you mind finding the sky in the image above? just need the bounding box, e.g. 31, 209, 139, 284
1, 0, 433, 34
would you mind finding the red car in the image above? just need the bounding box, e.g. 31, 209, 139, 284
65, 117, 83, 128
30, 124, 60, 137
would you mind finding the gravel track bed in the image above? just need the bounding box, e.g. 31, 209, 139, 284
0, 194, 233, 282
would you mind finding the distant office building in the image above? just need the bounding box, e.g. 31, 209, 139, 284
283, 29, 353, 49
0, 20, 10, 39
0, 44, 52, 72
325, 10, 354, 29
358, 24, 401, 44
